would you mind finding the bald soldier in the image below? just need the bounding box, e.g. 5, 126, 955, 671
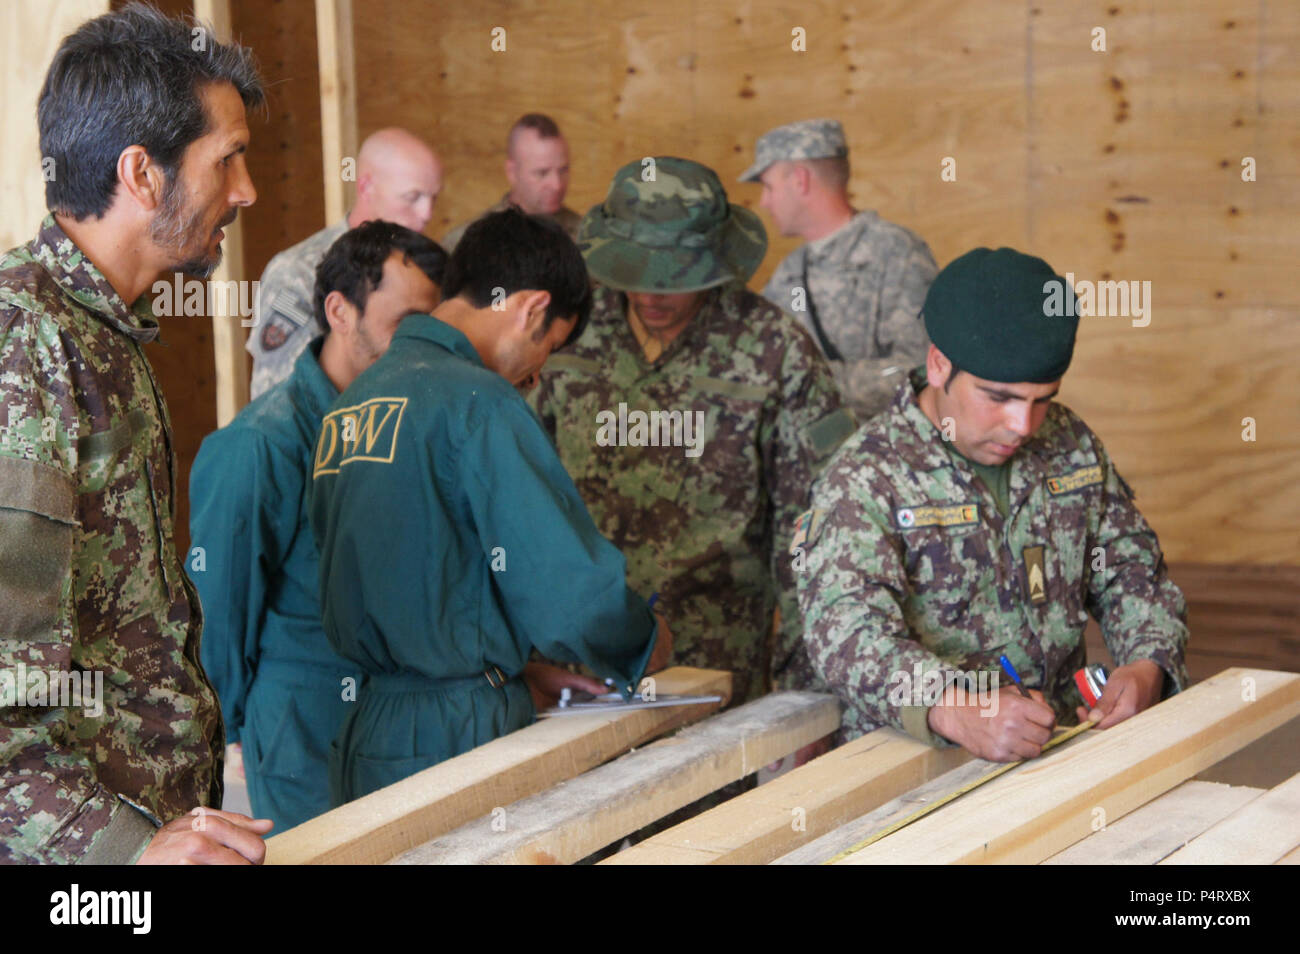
796, 248, 1189, 762
442, 113, 580, 251
743, 119, 936, 422
533, 158, 855, 705
247, 127, 444, 397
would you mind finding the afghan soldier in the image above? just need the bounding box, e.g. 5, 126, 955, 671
796, 247, 1189, 762
247, 128, 444, 398
742, 119, 936, 422
190, 223, 445, 833
0, 5, 270, 863
441, 113, 580, 251
532, 157, 857, 705
310, 209, 670, 805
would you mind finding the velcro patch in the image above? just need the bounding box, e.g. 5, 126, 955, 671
895, 503, 978, 529
1046, 464, 1103, 495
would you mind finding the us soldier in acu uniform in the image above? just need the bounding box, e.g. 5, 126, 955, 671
796, 248, 1189, 762
532, 158, 856, 705
310, 209, 670, 805
743, 119, 936, 422
0, 5, 271, 864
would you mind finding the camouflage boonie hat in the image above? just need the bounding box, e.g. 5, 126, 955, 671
739, 119, 848, 182
580, 157, 767, 293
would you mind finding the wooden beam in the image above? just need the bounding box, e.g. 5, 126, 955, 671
603, 728, 969, 865
315, 0, 357, 225
194, 0, 249, 426
392, 691, 840, 865
1160, 772, 1300, 865
774, 755, 1017, 865
265, 666, 730, 865
835, 668, 1300, 865
1043, 781, 1263, 865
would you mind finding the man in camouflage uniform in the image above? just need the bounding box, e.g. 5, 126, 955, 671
0, 6, 271, 863
533, 158, 857, 704
796, 247, 1189, 762
442, 114, 580, 252
742, 119, 936, 422
247, 128, 444, 398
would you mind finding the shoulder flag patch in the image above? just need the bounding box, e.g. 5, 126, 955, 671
895, 504, 979, 529
1046, 464, 1103, 495
790, 508, 826, 554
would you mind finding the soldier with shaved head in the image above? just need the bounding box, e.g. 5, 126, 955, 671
247, 127, 444, 398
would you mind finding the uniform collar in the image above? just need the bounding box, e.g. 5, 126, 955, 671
288, 337, 340, 415
30, 214, 159, 343
805, 209, 879, 263
394, 313, 485, 367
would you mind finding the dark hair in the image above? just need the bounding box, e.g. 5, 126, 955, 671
944, 360, 962, 392
440, 208, 591, 346
507, 113, 562, 155
38, 3, 265, 221
313, 221, 448, 335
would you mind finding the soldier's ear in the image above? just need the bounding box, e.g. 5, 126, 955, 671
117, 145, 165, 213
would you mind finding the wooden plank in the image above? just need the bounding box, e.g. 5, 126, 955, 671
315, 0, 357, 225
1277, 847, 1300, 865
194, 0, 250, 427
392, 691, 840, 865
773, 735, 1089, 865
602, 728, 969, 865
265, 666, 730, 865
1160, 771, 1300, 865
1043, 781, 1264, 865
835, 668, 1300, 865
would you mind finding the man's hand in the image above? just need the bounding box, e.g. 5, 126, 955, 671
928, 684, 1057, 762
647, 612, 673, 673
522, 661, 607, 712
136, 807, 273, 865
1075, 659, 1164, 729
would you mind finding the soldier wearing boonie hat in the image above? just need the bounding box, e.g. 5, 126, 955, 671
742, 118, 938, 423
532, 156, 857, 709
795, 247, 1189, 762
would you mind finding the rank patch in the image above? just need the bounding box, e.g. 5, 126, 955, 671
895, 503, 979, 529
1047, 464, 1103, 495
1023, 545, 1048, 604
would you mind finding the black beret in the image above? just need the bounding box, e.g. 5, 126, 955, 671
922, 247, 1079, 383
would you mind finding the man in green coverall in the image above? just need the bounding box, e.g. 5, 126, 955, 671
310, 209, 671, 804
190, 221, 445, 832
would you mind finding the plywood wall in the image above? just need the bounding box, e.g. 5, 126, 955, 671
346, 0, 1298, 565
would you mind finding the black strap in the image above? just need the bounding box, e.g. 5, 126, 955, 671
800, 257, 842, 361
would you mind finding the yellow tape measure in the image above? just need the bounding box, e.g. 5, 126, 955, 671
824, 720, 1095, 864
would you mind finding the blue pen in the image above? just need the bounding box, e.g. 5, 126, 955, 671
648, 592, 660, 610
998, 654, 1032, 699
